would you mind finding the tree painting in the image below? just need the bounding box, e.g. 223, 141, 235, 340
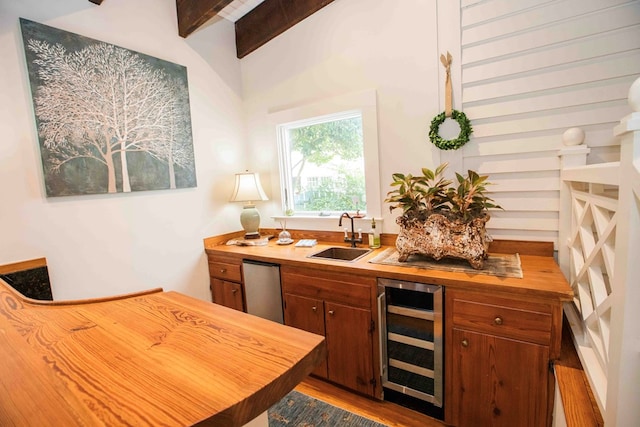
20, 19, 196, 197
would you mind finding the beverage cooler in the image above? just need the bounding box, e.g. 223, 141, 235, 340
377, 278, 443, 414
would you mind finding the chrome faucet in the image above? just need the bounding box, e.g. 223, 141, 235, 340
338, 212, 362, 247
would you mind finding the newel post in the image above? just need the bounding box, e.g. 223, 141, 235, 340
557, 128, 590, 281
605, 77, 640, 427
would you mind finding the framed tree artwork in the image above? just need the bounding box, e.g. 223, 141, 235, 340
20, 18, 197, 197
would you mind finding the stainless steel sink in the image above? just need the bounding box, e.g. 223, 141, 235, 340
308, 247, 372, 262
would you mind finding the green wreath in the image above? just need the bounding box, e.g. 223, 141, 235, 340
429, 109, 473, 150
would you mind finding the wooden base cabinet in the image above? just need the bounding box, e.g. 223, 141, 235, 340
207, 254, 245, 312
283, 293, 327, 377
445, 289, 562, 427
281, 266, 377, 397
211, 278, 244, 311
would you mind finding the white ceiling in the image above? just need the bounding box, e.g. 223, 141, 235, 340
218, 0, 266, 22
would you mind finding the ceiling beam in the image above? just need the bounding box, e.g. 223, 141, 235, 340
176, 0, 234, 38
235, 0, 335, 58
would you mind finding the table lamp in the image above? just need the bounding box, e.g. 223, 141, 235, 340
230, 171, 269, 239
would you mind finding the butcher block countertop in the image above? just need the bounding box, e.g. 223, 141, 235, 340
0, 277, 326, 426
204, 230, 573, 302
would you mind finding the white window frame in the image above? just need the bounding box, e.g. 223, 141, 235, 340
277, 110, 365, 216
268, 89, 381, 222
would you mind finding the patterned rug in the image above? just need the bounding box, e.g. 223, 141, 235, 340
268, 390, 388, 427
368, 248, 523, 279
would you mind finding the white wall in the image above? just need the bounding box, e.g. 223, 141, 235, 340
240, 0, 443, 233
240, 0, 640, 244
3, 0, 637, 301
459, 0, 640, 247
0, 0, 246, 300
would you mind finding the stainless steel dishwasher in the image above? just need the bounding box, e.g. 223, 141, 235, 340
242, 260, 283, 324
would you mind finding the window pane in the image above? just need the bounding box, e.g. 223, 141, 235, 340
283, 114, 366, 214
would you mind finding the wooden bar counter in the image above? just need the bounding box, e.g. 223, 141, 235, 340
205, 230, 574, 426
0, 278, 325, 426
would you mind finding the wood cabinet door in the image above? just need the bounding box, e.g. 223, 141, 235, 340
211, 278, 244, 312
324, 301, 374, 396
450, 328, 549, 427
283, 293, 327, 378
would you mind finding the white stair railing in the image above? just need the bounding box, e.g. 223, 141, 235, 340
558, 77, 640, 426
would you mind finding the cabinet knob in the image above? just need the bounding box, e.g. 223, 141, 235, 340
312, 306, 317, 312
328, 310, 335, 315
461, 338, 469, 347
494, 316, 503, 325
231, 289, 237, 294
220, 268, 226, 273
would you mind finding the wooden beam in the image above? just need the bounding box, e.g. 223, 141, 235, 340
235, 0, 335, 58
176, 0, 234, 38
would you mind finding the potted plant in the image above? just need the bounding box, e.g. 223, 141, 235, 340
385, 163, 501, 269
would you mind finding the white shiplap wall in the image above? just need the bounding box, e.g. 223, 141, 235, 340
459, 0, 640, 247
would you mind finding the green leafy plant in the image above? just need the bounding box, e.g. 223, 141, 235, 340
385, 163, 451, 216
446, 169, 502, 221
385, 163, 501, 222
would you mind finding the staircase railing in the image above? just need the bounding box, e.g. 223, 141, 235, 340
557, 78, 640, 426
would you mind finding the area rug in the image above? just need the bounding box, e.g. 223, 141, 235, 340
368, 248, 523, 279
268, 390, 388, 427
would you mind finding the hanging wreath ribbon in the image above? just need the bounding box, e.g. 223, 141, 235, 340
429, 52, 472, 150
442, 51, 453, 118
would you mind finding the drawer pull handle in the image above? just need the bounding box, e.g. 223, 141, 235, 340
312, 306, 317, 312
461, 338, 469, 347
231, 289, 237, 294
494, 317, 503, 325
328, 310, 335, 315
220, 268, 226, 273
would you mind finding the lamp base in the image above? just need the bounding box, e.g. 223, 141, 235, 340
240, 204, 261, 239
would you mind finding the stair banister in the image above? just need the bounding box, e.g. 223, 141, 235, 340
605, 77, 640, 427
557, 76, 640, 426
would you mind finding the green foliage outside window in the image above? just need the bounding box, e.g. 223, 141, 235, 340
298, 170, 365, 212
287, 116, 366, 213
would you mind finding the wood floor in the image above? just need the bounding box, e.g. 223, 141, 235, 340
294, 376, 449, 427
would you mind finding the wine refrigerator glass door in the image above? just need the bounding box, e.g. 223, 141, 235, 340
377, 278, 443, 408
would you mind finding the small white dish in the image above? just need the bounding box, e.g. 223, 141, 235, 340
277, 239, 294, 245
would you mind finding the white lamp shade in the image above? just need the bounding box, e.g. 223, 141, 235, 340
230, 172, 268, 203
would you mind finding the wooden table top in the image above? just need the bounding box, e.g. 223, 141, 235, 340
0, 279, 325, 426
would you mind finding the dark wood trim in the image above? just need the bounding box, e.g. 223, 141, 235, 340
235, 0, 335, 58
88, 0, 104, 4
176, 0, 234, 38
488, 239, 555, 257
0, 258, 47, 275
175, 0, 334, 56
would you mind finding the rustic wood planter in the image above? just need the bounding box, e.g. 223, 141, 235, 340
395, 213, 491, 269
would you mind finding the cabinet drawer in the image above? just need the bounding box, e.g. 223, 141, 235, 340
208, 261, 242, 282
281, 268, 372, 308
451, 297, 552, 345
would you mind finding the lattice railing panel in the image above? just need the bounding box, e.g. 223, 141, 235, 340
568, 184, 618, 374
559, 82, 639, 423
